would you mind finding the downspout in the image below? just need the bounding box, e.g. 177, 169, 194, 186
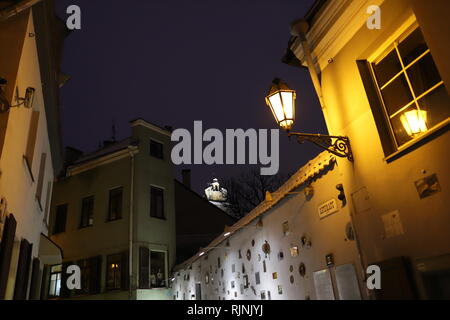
0, 0, 42, 21
128, 146, 135, 300
290, 19, 326, 109
290, 19, 370, 299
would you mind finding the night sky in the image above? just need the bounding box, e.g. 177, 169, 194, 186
54, 0, 328, 195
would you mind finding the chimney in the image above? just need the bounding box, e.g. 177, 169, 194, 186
64, 147, 83, 165
182, 169, 191, 189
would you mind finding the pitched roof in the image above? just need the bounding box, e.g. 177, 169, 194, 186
70, 138, 135, 166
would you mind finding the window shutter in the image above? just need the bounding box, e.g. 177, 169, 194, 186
40, 264, 49, 300
25, 110, 40, 166
0, 214, 17, 299
139, 247, 150, 289
28, 257, 41, 300
13, 239, 33, 300
120, 252, 129, 290
89, 255, 102, 294
60, 261, 72, 298
35, 153, 47, 206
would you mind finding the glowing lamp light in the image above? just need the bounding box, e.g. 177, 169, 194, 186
199, 251, 205, 257
223, 232, 231, 237
265, 78, 296, 131
400, 109, 428, 137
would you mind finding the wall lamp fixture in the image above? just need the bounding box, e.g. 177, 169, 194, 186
0, 78, 35, 112
223, 219, 263, 238
198, 246, 231, 257
265, 78, 353, 161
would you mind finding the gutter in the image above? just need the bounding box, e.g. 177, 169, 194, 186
0, 0, 42, 21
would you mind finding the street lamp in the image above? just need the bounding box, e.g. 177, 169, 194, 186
222, 219, 264, 238
265, 78, 353, 161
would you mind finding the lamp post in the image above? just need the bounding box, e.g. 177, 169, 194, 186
265, 78, 353, 161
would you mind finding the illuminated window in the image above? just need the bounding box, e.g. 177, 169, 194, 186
369, 26, 450, 150
48, 265, 61, 297
106, 254, 123, 290
150, 251, 166, 288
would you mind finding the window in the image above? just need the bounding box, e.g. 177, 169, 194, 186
150, 186, 164, 219
106, 253, 126, 290
76, 256, 101, 295
150, 251, 166, 288
150, 139, 163, 159
108, 187, 123, 221
368, 26, 449, 152
80, 196, 94, 228
24, 110, 40, 168
139, 248, 167, 289
43, 181, 53, 225
53, 204, 68, 234
48, 265, 62, 297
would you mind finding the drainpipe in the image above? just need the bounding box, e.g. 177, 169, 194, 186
128, 146, 135, 300
0, 0, 42, 21
290, 19, 326, 109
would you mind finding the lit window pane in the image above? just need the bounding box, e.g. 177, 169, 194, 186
151, 251, 166, 288
51, 264, 62, 273
417, 85, 450, 129
390, 105, 419, 146
381, 73, 413, 115
373, 50, 402, 87
398, 28, 428, 66
55, 275, 61, 296
407, 53, 442, 97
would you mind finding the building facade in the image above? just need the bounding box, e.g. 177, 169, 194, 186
46, 119, 176, 300
285, 0, 450, 299
173, 152, 365, 300
0, 0, 66, 300
175, 176, 236, 265
173, 0, 450, 300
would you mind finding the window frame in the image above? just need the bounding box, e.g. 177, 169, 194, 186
80, 195, 95, 228
48, 264, 62, 298
365, 20, 449, 159
149, 139, 164, 159
107, 186, 123, 222
53, 203, 68, 234
105, 252, 127, 291
149, 250, 167, 289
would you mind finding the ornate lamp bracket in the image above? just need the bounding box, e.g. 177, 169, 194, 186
287, 131, 353, 161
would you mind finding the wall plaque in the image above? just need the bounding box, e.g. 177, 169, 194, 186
414, 173, 441, 199
318, 198, 339, 219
